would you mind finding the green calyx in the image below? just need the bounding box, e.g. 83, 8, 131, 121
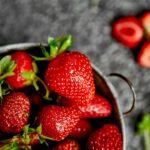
0, 124, 54, 149
0, 55, 16, 99
138, 114, 150, 150
0, 142, 19, 150
32, 35, 73, 61
21, 62, 50, 100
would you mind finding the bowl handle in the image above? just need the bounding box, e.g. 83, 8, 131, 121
108, 73, 136, 115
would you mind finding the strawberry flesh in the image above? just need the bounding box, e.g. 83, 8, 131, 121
138, 41, 150, 68
141, 11, 150, 38
112, 16, 143, 48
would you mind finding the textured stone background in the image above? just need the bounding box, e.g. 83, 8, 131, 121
0, 0, 150, 149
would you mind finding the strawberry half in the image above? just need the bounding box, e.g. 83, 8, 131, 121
45, 51, 95, 106
0, 92, 30, 134
70, 119, 92, 139
112, 16, 143, 48
53, 138, 80, 150
38, 105, 80, 141
141, 11, 150, 39
87, 124, 122, 150
137, 41, 150, 68
59, 94, 112, 118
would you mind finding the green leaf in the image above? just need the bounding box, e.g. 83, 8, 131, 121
0, 55, 11, 74
36, 124, 42, 134
7, 61, 16, 73
32, 62, 38, 73
138, 114, 150, 150
0, 142, 19, 150
40, 44, 50, 57
138, 114, 150, 134
58, 35, 73, 54
48, 37, 58, 58
21, 71, 35, 81
31, 55, 51, 61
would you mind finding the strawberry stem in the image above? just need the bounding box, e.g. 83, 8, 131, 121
0, 72, 14, 81
34, 76, 50, 100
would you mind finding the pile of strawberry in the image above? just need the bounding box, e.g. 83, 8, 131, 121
112, 11, 150, 68
0, 35, 122, 150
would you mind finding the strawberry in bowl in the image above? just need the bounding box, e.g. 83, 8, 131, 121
0, 35, 135, 150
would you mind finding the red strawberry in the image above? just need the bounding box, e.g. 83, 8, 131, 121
112, 16, 143, 48
0, 92, 30, 134
59, 94, 112, 118
45, 51, 95, 106
6, 51, 36, 89
141, 12, 150, 38
87, 124, 122, 150
38, 105, 80, 141
137, 41, 150, 68
70, 119, 92, 139
53, 138, 80, 150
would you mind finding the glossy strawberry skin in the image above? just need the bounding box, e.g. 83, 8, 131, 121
38, 105, 80, 141
59, 94, 112, 118
53, 138, 80, 150
6, 51, 34, 89
112, 16, 143, 48
0, 92, 30, 134
87, 124, 123, 150
70, 119, 92, 139
45, 52, 95, 106
137, 42, 150, 68
79, 95, 112, 118
141, 12, 150, 38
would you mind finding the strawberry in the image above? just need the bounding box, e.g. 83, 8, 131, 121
87, 124, 122, 150
137, 41, 150, 68
59, 94, 112, 118
53, 138, 80, 150
6, 51, 36, 89
70, 119, 92, 139
112, 16, 143, 48
0, 92, 30, 134
141, 12, 150, 39
5, 51, 50, 99
38, 105, 80, 141
45, 51, 95, 106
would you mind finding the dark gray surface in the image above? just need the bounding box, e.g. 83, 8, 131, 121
0, 0, 149, 149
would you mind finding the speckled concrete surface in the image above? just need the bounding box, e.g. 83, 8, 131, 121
0, 0, 149, 149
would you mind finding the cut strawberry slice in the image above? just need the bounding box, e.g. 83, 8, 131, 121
141, 12, 150, 38
138, 42, 150, 68
112, 16, 143, 48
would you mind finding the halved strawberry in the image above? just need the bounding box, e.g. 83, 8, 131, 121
112, 16, 143, 48
141, 12, 150, 39
137, 41, 150, 68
